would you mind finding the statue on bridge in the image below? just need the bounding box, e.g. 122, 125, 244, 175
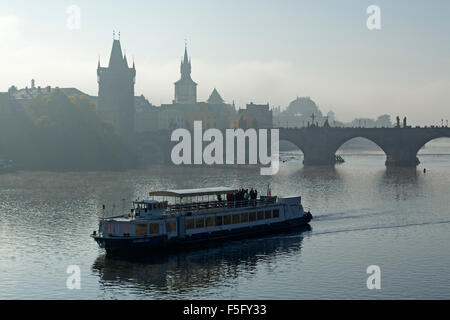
396, 116, 400, 128
310, 113, 316, 127
403, 117, 407, 128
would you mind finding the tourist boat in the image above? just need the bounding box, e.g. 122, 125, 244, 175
91, 187, 313, 254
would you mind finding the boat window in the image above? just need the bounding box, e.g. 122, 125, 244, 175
150, 223, 160, 234
273, 209, 280, 218
186, 219, 194, 230
166, 221, 176, 233
215, 216, 223, 226
106, 223, 116, 235
196, 217, 205, 228
223, 215, 231, 225
265, 211, 272, 219
257, 211, 264, 220
241, 213, 249, 223
119, 224, 133, 235
136, 224, 147, 236
205, 217, 214, 227
232, 214, 240, 224
249, 212, 256, 222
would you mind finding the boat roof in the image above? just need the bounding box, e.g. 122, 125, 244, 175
134, 200, 160, 204
149, 187, 238, 198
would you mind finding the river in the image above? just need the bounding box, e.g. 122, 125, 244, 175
0, 139, 449, 299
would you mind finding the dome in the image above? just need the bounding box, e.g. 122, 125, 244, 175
286, 97, 322, 117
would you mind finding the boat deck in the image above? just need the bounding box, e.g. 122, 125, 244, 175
165, 197, 277, 214
106, 197, 279, 221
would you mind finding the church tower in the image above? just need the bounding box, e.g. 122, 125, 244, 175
97, 34, 136, 138
174, 44, 197, 105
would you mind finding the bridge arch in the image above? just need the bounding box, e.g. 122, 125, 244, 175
333, 136, 388, 157
416, 136, 450, 154
279, 139, 306, 154
330, 134, 393, 166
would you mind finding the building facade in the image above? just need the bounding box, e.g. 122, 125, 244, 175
238, 102, 273, 129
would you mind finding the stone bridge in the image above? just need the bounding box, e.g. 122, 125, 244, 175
133, 126, 450, 167
280, 126, 450, 167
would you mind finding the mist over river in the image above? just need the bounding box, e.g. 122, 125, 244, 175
1, 140, 449, 299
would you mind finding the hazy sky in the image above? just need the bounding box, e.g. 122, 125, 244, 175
0, 0, 449, 124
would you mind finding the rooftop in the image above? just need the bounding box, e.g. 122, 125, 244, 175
149, 187, 238, 198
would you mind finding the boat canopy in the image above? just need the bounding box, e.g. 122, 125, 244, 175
149, 187, 238, 198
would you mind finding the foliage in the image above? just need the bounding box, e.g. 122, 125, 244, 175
0, 89, 131, 171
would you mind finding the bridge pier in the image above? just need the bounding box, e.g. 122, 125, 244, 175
302, 148, 336, 166
385, 149, 420, 167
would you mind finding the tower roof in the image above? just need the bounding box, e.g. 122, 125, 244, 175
123, 53, 129, 68
108, 39, 125, 68
180, 43, 192, 80
207, 88, 224, 104
183, 44, 189, 65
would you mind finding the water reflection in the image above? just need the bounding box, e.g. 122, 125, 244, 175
377, 167, 424, 201
297, 166, 341, 181
92, 226, 311, 295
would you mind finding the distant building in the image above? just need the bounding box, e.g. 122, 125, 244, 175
158, 104, 186, 130
97, 37, 136, 138
205, 88, 236, 129
5, 80, 94, 107
274, 97, 324, 128
238, 102, 273, 129
174, 44, 197, 105
134, 95, 159, 133
207, 88, 224, 105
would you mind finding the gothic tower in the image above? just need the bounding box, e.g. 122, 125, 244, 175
174, 44, 197, 104
97, 35, 136, 138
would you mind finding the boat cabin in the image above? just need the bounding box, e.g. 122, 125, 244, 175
133, 200, 168, 218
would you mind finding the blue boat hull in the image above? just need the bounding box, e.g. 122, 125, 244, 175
94, 215, 312, 256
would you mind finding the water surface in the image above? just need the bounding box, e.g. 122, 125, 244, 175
0, 140, 449, 299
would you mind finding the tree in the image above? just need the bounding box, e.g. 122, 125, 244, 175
0, 88, 134, 170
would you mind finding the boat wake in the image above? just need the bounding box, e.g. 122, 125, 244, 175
311, 220, 450, 237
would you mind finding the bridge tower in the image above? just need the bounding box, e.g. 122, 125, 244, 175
97, 33, 136, 139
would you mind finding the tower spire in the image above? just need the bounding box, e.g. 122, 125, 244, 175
180, 40, 191, 78
183, 39, 189, 64
174, 41, 197, 104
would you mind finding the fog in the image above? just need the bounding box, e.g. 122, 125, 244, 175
1, 1, 449, 125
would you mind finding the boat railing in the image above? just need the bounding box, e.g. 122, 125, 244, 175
165, 197, 277, 214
